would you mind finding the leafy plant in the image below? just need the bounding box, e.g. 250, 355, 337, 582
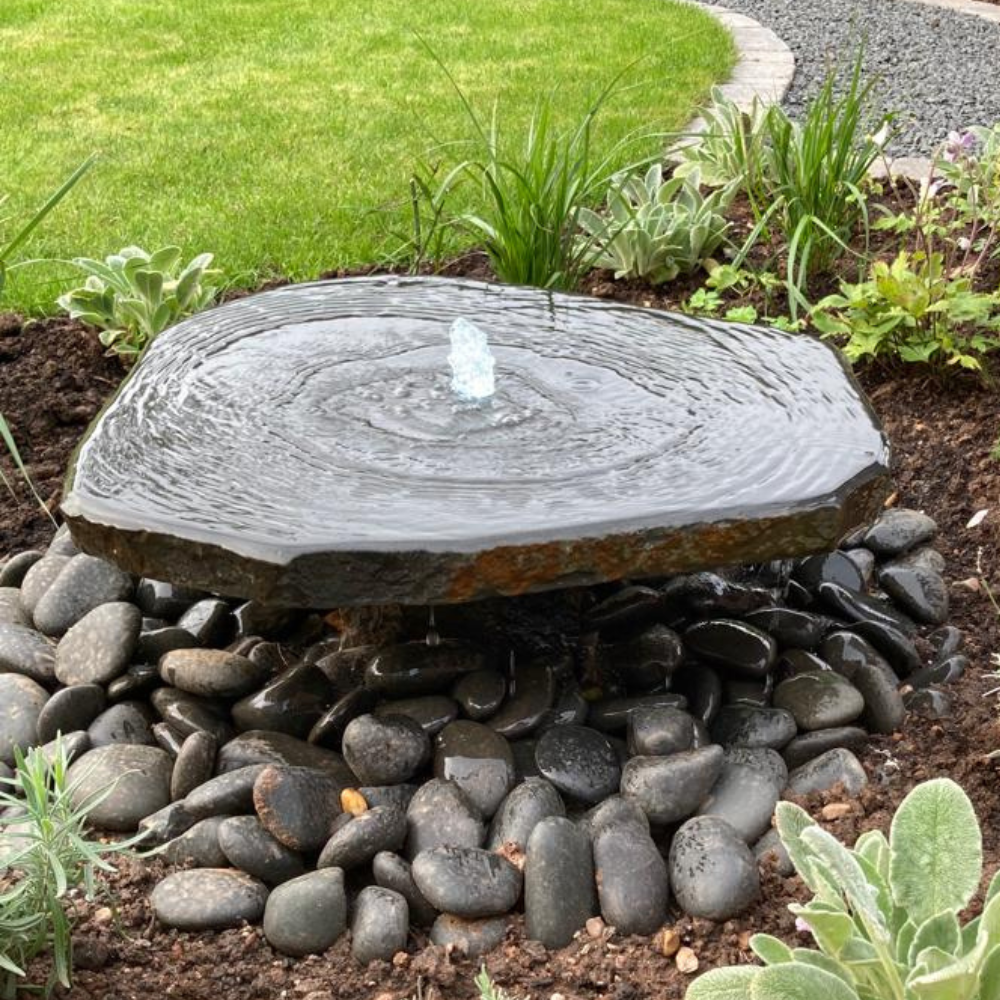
0, 413, 55, 524
672, 86, 768, 193
811, 249, 1000, 369
475, 967, 518, 1000
686, 778, 998, 1000
577, 164, 733, 283
57, 245, 219, 359
0, 157, 94, 301
0, 738, 139, 998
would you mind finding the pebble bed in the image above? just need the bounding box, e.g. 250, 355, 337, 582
712, 0, 1000, 155
0, 510, 965, 961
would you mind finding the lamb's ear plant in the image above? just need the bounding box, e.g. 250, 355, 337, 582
686, 778, 994, 1000
57, 245, 219, 359
0, 737, 141, 999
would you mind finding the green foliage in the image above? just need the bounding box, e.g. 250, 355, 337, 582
684, 263, 805, 332
57, 246, 219, 359
672, 86, 768, 192
685, 778, 991, 1000
0, 412, 55, 524
0, 738, 139, 998
810, 250, 1000, 369
475, 967, 517, 1000
0, 157, 93, 301
938, 126, 1000, 243
577, 164, 733, 284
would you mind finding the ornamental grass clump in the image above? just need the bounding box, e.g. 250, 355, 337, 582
686, 778, 997, 1000
0, 739, 138, 999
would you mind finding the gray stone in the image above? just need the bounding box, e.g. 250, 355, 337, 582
18, 554, 71, 616
0, 622, 56, 685
487, 661, 557, 740
0, 550, 42, 588
433, 720, 515, 817
0, 674, 48, 765
488, 777, 565, 851
879, 564, 949, 625
579, 795, 650, 840
819, 582, 916, 635
218, 815, 305, 885
696, 748, 786, 843
88, 702, 155, 748
525, 817, 594, 948
592, 815, 668, 935
684, 620, 777, 677
793, 551, 864, 593
671, 664, 722, 724
587, 693, 689, 732
533, 724, 619, 806
170, 731, 217, 800
910, 653, 967, 688
669, 815, 759, 919
263, 868, 347, 956
743, 607, 833, 650
217, 730, 355, 784
108, 663, 161, 703
785, 748, 868, 797
55, 602, 140, 686
150, 688, 234, 744
36, 684, 105, 743
135, 625, 199, 665
39, 730, 91, 767
754, 828, 793, 876
364, 641, 486, 697
452, 670, 506, 721
621, 747, 724, 825
318, 805, 406, 869
342, 714, 430, 786
231, 663, 332, 739
153, 721, 184, 756
842, 547, 876, 586
151, 869, 268, 930
351, 886, 409, 964
412, 846, 521, 919
429, 914, 508, 957
308, 688, 378, 750
46, 524, 79, 557
405, 779, 486, 859
782, 727, 868, 769
67, 744, 172, 830
162, 816, 229, 867
847, 620, 921, 676
135, 578, 205, 619
374, 695, 458, 736
138, 801, 197, 845
853, 660, 905, 735
709, 705, 796, 749
32, 554, 133, 638
626, 706, 696, 757
160, 648, 270, 699
185, 765, 269, 819
904, 687, 953, 719
373, 851, 437, 925
0, 588, 31, 627
894, 546, 947, 576
863, 509, 937, 557
360, 784, 419, 813
773, 671, 864, 731
176, 598, 235, 646
253, 764, 343, 851
599, 625, 684, 690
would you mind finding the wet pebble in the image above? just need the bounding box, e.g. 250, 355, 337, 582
0, 622, 56, 685
696, 747, 785, 843
709, 705, 796, 749
487, 660, 557, 740
36, 684, 106, 743
452, 670, 506, 721
138, 801, 197, 845
863, 509, 937, 556
161, 648, 270, 699
434, 720, 515, 817
88, 702, 155, 748
0, 674, 49, 765
488, 777, 565, 851
342, 714, 430, 786
406, 779, 485, 858
170, 731, 217, 801
785, 747, 868, 797
184, 764, 269, 819
373, 851, 438, 925
904, 687, 953, 719
781, 726, 868, 769
627, 706, 696, 756
852, 659, 905, 735
162, 816, 230, 867
318, 805, 407, 869
0, 588, 31, 627
32, 554, 133, 638
683, 620, 777, 676
772, 671, 864, 731
599, 624, 683, 689
587, 692, 688, 732
67, 744, 172, 830
879, 564, 949, 625
534, 724, 620, 805
218, 815, 305, 885
216, 730, 355, 783
375, 695, 458, 736
55, 602, 140, 686
308, 688, 377, 749
231, 663, 332, 739
793, 551, 864, 593
744, 607, 832, 649
263, 867, 347, 956
18, 554, 72, 616
253, 764, 344, 851
151, 688, 234, 744
0, 550, 42, 588
177, 598, 235, 647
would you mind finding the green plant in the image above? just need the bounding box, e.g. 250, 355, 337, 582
687, 778, 999, 1000
0, 413, 55, 524
577, 164, 733, 284
475, 967, 517, 1000
57, 246, 219, 359
811, 249, 1000, 369
0, 738, 138, 998
672, 86, 768, 192
0, 157, 94, 301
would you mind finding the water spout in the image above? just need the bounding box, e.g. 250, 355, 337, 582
448, 317, 495, 402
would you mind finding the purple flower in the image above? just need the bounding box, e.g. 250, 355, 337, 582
943, 129, 978, 163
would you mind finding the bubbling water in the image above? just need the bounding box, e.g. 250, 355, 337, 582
448, 317, 496, 403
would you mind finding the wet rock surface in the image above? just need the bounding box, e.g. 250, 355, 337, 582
0, 505, 963, 951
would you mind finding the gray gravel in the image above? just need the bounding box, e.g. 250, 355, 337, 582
713, 0, 1000, 155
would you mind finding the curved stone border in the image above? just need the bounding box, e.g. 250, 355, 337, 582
892, 0, 1000, 24
678, 4, 794, 141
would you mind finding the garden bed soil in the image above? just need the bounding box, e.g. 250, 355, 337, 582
4, 296, 1000, 1000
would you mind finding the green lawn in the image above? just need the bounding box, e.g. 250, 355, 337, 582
0, 0, 734, 313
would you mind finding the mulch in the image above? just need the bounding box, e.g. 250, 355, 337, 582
4, 280, 1000, 999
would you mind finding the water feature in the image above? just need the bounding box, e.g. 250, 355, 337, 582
61, 276, 890, 607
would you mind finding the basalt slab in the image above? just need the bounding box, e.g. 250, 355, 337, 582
62, 277, 889, 607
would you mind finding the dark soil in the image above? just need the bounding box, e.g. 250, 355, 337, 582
4, 275, 1000, 999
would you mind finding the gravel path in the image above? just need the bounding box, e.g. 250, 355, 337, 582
712, 0, 1000, 155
